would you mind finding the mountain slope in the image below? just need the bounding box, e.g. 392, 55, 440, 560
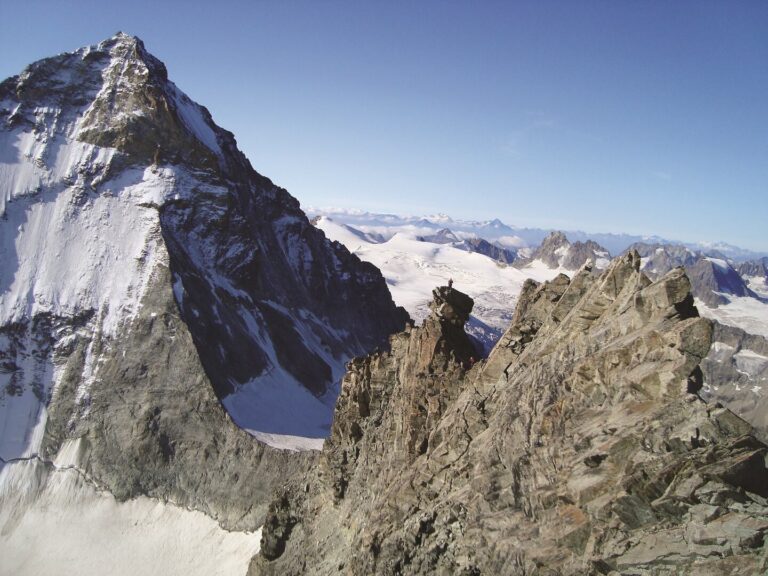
737, 256, 768, 280
0, 33, 406, 572
251, 253, 768, 575
417, 228, 518, 264
702, 321, 768, 439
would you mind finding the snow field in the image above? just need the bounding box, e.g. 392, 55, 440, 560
317, 217, 565, 334
0, 455, 261, 576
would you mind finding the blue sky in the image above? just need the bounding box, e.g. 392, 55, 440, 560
1, 1, 767, 251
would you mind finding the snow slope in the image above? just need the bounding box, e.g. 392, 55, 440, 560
308, 208, 768, 261
317, 217, 567, 351
696, 296, 768, 339
0, 444, 261, 576
745, 275, 768, 299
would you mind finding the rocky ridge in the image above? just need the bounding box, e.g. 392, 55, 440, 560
628, 243, 760, 308
251, 253, 768, 575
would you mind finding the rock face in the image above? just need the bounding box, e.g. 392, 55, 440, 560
0, 31, 407, 545
702, 322, 768, 440
737, 257, 768, 280
686, 259, 758, 307
251, 253, 768, 575
515, 231, 610, 270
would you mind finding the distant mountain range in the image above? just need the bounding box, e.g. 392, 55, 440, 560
311, 208, 768, 336
314, 212, 768, 454
307, 208, 768, 262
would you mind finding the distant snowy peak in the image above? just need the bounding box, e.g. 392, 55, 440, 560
692, 241, 768, 263
415, 228, 518, 264
307, 208, 768, 262
0, 32, 256, 187
514, 231, 610, 271
629, 242, 759, 307
418, 228, 462, 244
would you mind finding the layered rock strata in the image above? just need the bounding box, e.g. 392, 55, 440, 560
251, 254, 768, 575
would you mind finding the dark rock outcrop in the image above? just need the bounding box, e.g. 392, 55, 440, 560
463, 237, 517, 264
417, 228, 462, 245
417, 229, 518, 264
250, 253, 768, 575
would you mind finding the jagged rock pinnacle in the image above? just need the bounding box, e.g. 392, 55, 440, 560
428, 285, 473, 326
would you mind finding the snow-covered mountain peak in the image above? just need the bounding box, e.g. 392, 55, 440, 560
514, 230, 610, 270
1, 34, 407, 468
98, 31, 153, 53
1, 31, 230, 185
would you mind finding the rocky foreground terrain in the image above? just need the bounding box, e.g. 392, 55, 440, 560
251, 252, 768, 575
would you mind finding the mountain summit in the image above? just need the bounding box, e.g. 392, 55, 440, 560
1, 33, 408, 570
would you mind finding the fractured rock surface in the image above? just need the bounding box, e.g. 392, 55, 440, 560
251, 253, 768, 575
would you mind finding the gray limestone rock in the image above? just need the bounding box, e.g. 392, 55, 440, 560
628, 242, 760, 307
251, 252, 768, 575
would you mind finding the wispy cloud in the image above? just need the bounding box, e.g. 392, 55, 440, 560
652, 171, 672, 181
500, 112, 556, 158
524, 110, 556, 128
500, 131, 525, 158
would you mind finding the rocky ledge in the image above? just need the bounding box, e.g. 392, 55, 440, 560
250, 252, 768, 576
